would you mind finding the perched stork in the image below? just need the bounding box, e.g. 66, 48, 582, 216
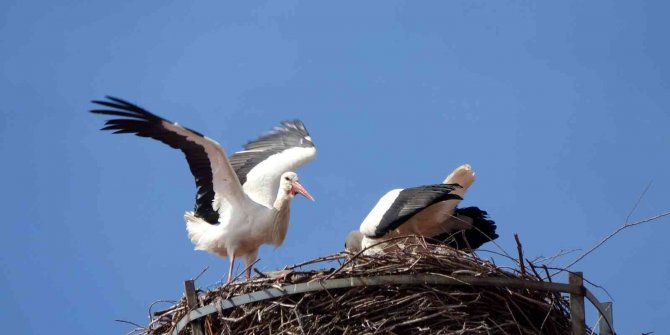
345, 164, 498, 253
91, 96, 316, 282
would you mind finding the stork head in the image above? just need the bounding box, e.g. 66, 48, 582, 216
280, 172, 315, 201
344, 231, 364, 253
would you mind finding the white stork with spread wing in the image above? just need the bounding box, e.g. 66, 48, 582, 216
91, 96, 316, 282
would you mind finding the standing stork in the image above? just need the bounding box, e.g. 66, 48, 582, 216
91, 96, 316, 282
345, 164, 498, 253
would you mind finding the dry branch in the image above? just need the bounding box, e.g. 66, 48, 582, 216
561, 211, 670, 274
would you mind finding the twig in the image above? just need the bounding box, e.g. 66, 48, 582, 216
531, 248, 582, 265
582, 277, 614, 302
626, 181, 652, 224
542, 265, 552, 283
148, 299, 179, 317
115, 319, 146, 329
292, 307, 307, 335
514, 234, 526, 277
253, 268, 268, 278
561, 211, 670, 272
539, 300, 555, 333
192, 266, 209, 282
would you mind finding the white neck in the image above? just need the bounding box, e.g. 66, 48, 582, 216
270, 189, 292, 246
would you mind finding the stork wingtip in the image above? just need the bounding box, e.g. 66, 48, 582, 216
443, 164, 476, 186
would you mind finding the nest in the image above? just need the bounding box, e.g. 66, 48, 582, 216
142, 237, 575, 335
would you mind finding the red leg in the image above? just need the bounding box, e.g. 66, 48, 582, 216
246, 266, 252, 280
226, 255, 235, 283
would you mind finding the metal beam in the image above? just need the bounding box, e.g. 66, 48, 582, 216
569, 272, 586, 335
598, 301, 614, 335
184, 280, 204, 335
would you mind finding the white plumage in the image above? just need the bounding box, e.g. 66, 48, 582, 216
91, 96, 316, 282
346, 164, 498, 253
242, 146, 317, 208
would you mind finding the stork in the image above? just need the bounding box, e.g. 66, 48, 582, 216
91, 96, 316, 282
345, 164, 498, 253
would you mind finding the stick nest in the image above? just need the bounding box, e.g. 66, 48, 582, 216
142, 237, 574, 335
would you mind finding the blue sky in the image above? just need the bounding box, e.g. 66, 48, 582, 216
1, 1, 669, 333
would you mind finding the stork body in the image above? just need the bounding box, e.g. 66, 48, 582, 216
91, 97, 316, 282
346, 164, 498, 253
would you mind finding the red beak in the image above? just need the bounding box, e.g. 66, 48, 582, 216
291, 180, 315, 201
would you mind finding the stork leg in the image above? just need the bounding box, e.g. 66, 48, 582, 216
243, 250, 258, 281
226, 255, 235, 283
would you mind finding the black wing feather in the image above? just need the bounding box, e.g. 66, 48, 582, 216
431, 206, 499, 250
372, 184, 463, 238
90, 96, 219, 224
229, 120, 313, 185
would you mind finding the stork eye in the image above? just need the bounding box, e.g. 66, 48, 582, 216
284, 176, 290, 181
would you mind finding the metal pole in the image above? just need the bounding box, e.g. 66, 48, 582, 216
569, 272, 586, 335
598, 301, 614, 335
184, 280, 205, 335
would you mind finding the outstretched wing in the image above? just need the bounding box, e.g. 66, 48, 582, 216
360, 184, 463, 238
229, 120, 316, 208
91, 96, 245, 224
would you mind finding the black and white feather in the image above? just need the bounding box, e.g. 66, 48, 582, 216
430, 206, 498, 250
90, 96, 242, 224
230, 121, 316, 208
90, 96, 317, 283
360, 184, 463, 238
348, 164, 498, 253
